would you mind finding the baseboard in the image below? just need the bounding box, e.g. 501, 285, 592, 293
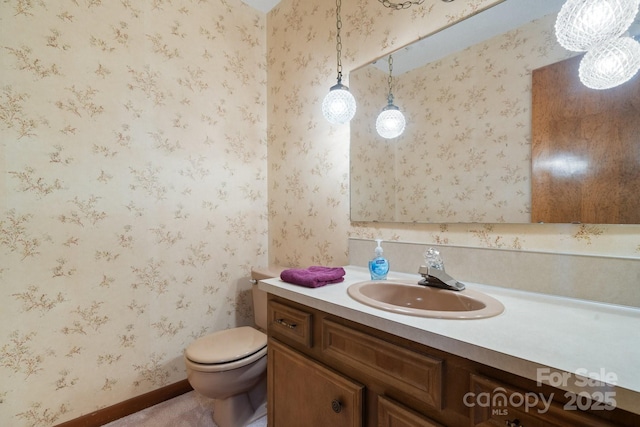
54, 379, 193, 427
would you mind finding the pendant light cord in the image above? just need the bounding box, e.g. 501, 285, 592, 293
386, 55, 395, 104
335, 0, 343, 82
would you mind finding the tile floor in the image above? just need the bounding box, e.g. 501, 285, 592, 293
103, 391, 268, 427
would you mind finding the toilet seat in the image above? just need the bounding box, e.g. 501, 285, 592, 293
185, 326, 267, 372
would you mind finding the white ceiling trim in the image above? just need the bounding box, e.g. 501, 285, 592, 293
242, 0, 280, 13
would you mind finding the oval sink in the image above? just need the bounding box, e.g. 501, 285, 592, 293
347, 280, 504, 319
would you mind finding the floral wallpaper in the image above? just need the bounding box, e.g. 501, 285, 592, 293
267, 0, 640, 268
351, 13, 574, 223
1, 0, 267, 425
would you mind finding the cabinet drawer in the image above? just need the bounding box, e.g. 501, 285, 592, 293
378, 395, 444, 427
321, 319, 443, 410
469, 374, 618, 427
268, 300, 313, 347
268, 338, 364, 427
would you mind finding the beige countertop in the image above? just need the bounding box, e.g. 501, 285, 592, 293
259, 265, 640, 415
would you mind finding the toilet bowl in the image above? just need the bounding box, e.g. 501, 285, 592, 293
184, 267, 282, 427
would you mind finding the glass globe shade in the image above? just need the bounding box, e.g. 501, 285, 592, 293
322, 83, 357, 125
376, 105, 406, 139
579, 36, 640, 89
555, 0, 640, 51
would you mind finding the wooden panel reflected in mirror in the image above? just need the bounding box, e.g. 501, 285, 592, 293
531, 55, 640, 224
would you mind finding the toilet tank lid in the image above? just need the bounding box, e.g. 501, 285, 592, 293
185, 326, 267, 364
251, 266, 286, 281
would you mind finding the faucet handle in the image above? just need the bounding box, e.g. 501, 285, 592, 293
424, 247, 445, 270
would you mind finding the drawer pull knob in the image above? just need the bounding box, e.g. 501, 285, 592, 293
275, 318, 297, 329
331, 399, 342, 413
505, 419, 522, 427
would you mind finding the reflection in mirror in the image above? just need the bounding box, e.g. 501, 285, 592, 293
531, 54, 640, 224
350, 0, 638, 224
375, 55, 407, 140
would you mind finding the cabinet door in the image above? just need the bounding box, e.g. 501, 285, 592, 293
378, 395, 444, 427
268, 338, 364, 427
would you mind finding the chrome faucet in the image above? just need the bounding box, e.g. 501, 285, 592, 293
418, 248, 465, 291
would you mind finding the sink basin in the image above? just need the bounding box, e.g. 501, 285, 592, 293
347, 280, 504, 319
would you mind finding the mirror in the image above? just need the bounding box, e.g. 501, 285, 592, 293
349, 0, 639, 224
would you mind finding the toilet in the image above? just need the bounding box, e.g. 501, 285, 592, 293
184, 267, 282, 427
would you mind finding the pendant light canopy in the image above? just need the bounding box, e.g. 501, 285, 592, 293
555, 0, 640, 51
322, 0, 356, 125
376, 55, 405, 139
377, 0, 454, 9
579, 36, 640, 88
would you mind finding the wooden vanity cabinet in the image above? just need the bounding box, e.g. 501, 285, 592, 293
266, 295, 640, 427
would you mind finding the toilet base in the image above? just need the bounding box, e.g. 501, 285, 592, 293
247, 401, 267, 424
212, 375, 267, 427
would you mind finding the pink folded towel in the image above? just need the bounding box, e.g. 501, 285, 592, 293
280, 266, 346, 288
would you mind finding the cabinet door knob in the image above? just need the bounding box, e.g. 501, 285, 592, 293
331, 399, 342, 413
505, 419, 522, 427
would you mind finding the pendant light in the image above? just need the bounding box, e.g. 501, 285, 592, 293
579, 36, 640, 89
376, 55, 406, 139
555, 0, 640, 51
322, 0, 356, 125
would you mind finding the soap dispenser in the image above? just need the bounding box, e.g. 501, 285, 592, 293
369, 239, 389, 280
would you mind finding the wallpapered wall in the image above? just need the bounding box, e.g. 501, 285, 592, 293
351, 13, 573, 223
1, 0, 267, 425
267, 0, 640, 268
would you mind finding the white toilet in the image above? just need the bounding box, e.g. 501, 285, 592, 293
184, 267, 281, 427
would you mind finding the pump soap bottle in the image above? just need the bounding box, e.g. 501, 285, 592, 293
369, 239, 389, 280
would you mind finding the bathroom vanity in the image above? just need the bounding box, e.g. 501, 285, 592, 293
260, 266, 640, 426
